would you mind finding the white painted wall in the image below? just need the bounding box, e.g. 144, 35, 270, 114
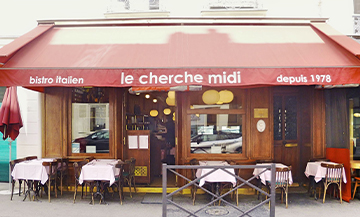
16, 87, 42, 158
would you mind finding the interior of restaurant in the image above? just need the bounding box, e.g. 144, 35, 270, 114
70, 86, 243, 187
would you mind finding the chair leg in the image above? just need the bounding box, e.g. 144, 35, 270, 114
128, 179, 132, 198
339, 183, 342, 204
47, 181, 51, 202
323, 184, 328, 203
11, 180, 15, 200
285, 190, 288, 208
236, 187, 239, 206
132, 176, 137, 193
18, 180, 22, 196
73, 183, 77, 203
352, 181, 359, 200
118, 183, 123, 205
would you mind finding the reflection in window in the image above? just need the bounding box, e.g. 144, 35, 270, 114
71, 87, 109, 154
190, 114, 242, 154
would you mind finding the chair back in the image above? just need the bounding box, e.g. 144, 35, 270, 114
275, 166, 292, 188
42, 159, 59, 177
25, 156, 38, 161
58, 157, 69, 173
73, 160, 88, 181
129, 158, 136, 175
85, 156, 95, 163
115, 160, 125, 177
321, 163, 343, 184
188, 158, 199, 179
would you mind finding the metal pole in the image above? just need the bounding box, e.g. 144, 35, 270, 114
270, 163, 276, 217
162, 163, 167, 217
8, 140, 12, 191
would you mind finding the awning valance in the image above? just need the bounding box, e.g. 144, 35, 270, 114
1, 19, 360, 88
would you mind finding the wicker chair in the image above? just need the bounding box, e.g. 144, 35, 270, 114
123, 157, 137, 198
266, 166, 292, 208
352, 176, 360, 200
10, 158, 26, 200
321, 163, 344, 203
73, 160, 94, 203
57, 157, 69, 195
188, 158, 199, 205
41, 159, 59, 202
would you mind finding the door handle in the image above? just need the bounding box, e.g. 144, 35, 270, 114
285, 143, 298, 148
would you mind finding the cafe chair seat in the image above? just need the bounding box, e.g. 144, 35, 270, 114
320, 163, 344, 203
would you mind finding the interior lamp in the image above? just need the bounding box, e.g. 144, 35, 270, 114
168, 91, 175, 99
202, 90, 220, 105
145, 94, 150, 99
150, 110, 158, 117
219, 90, 234, 103
354, 113, 360, 117
163, 108, 171, 115
153, 98, 157, 103
166, 97, 175, 106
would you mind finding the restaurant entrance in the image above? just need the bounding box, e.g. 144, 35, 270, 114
124, 90, 177, 186
273, 88, 300, 181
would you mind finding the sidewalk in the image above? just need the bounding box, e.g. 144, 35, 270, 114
1, 182, 359, 217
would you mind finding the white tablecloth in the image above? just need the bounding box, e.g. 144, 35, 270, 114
11, 158, 56, 185
253, 163, 293, 185
196, 161, 236, 187
79, 159, 120, 186
304, 161, 347, 183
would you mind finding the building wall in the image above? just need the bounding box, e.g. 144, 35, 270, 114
16, 87, 42, 158
1, 0, 356, 161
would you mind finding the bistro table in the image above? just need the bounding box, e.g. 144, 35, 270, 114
11, 158, 57, 201
196, 161, 236, 204
305, 161, 347, 199
79, 159, 121, 204
253, 163, 293, 185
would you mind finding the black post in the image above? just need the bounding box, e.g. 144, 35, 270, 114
162, 164, 167, 217
270, 163, 276, 217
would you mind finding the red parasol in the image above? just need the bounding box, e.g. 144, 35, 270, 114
0, 86, 23, 194
0, 86, 23, 141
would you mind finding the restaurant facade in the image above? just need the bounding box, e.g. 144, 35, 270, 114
1, 17, 360, 199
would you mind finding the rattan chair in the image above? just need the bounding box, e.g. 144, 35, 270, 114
234, 160, 257, 206
187, 158, 199, 205
266, 166, 292, 208
321, 163, 344, 203
57, 157, 69, 195
122, 157, 136, 198
352, 176, 360, 200
10, 158, 26, 200
42, 159, 59, 202
73, 160, 94, 203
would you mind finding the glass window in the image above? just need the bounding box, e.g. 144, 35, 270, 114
71, 87, 109, 154
190, 114, 243, 154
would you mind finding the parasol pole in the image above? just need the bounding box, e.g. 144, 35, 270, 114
8, 137, 12, 192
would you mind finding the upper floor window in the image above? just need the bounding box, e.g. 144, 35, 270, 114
207, 0, 260, 10
107, 0, 160, 12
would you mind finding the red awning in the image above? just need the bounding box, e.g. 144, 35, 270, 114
1, 19, 360, 88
